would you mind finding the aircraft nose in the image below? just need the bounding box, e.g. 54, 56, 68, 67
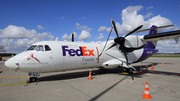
5, 57, 16, 69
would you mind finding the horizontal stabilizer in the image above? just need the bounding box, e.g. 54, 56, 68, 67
143, 30, 180, 42
136, 25, 177, 33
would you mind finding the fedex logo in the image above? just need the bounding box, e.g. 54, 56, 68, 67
62, 46, 95, 56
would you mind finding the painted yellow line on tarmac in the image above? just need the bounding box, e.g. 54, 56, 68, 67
0, 82, 27, 87
0, 76, 29, 78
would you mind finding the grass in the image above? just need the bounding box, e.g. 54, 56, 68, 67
151, 55, 180, 58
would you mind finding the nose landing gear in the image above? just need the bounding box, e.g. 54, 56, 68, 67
28, 73, 39, 82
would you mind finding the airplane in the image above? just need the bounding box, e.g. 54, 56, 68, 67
4, 19, 180, 82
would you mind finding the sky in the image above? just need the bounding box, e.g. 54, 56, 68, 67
0, 0, 180, 54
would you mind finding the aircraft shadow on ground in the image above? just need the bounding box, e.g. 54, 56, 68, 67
38, 68, 127, 82
133, 62, 180, 76
38, 67, 144, 82
38, 62, 178, 82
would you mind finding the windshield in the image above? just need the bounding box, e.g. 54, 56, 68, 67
45, 45, 51, 51
26, 45, 37, 51
35, 45, 44, 51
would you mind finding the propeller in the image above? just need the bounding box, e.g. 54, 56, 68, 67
72, 32, 74, 42
97, 19, 145, 65
96, 27, 113, 59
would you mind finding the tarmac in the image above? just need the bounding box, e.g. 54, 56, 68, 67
0, 57, 180, 101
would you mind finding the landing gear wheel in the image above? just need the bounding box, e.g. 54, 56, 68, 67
30, 77, 37, 82
123, 68, 128, 72
128, 68, 133, 74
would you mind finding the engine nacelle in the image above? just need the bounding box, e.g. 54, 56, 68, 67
124, 35, 144, 48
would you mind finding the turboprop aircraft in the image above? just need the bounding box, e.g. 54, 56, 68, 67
5, 19, 180, 82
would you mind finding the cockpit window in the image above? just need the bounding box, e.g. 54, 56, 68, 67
26, 45, 37, 51
45, 45, 51, 51
35, 45, 44, 51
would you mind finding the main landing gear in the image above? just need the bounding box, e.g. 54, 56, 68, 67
123, 67, 135, 74
28, 73, 39, 82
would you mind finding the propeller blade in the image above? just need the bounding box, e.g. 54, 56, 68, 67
125, 44, 146, 52
72, 33, 74, 42
96, 27, 113, 59
111, 19, 119, 37
105, 43, 117, 51
124, 25, 143, 38
121, 48, 129, 65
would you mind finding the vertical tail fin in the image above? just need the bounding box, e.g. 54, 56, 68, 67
145, 25, 157, 49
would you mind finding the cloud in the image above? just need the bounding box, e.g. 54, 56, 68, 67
146, 6, 153, 10
157, 40, 180, 53
125, 5, 143, 13
61, 32, 78, 41
61, 34, 70, 41
0, 25, 54, 39
37, 25, 45, 29
0, 25, 55, 54
78, 30, 91, 40
98, 26, 107, 32
81, 17, 86, 19
61, 17, 65, 19
75, 23, 92, 31
98, 5, 172, 35
174, 27, 180, 30
145, 12, 153, 18
95, 33, 104, 39
109, 37, 115, 40
0, 38, 41, 54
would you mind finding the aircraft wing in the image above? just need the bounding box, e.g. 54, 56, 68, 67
142, 30, 180, 43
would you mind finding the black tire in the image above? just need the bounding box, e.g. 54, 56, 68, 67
30, 77, 37, 82
128, 68, 133, 74
123, 68, 128, 72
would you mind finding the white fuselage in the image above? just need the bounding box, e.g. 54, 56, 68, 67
5, 36, 145, 73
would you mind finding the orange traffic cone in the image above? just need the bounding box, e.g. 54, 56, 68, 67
139, 67, 142, 74
142, 81, 153, 99
88, 70, 92, 80
151, 64, 154, 70
162, 62, 164, 66
145, 65, 149, 71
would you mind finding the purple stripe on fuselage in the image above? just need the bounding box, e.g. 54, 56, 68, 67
134, 25, 158, 63
134, 48, 158, 63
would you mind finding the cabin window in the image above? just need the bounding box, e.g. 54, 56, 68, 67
45, 45, 51, 51
35, 45, 44, 51
26, 45, 37, 51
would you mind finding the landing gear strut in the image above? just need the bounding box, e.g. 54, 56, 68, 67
28, 73, 39, 82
